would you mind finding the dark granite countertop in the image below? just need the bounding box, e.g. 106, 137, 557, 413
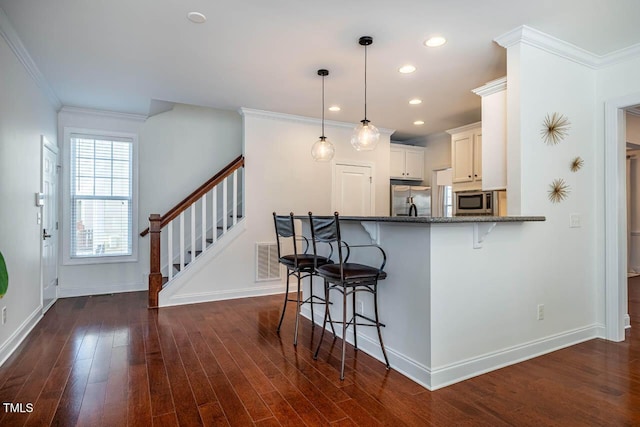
294, 215, 545, 223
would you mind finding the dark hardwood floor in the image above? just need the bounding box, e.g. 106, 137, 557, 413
0, 282, 639, 426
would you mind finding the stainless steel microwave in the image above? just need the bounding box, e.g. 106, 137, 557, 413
454, 190, 506, 216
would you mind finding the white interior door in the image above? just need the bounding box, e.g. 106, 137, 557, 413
333, 163, 373, 216
41, 136, 58, 312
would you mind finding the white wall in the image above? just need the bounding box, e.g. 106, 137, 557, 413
427, 40, 601, 381
57, 104, 242, 296
159, 109, 392, 306
0, 34, 57, 361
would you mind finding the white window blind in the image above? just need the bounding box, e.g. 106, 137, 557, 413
70, 134, 133, 258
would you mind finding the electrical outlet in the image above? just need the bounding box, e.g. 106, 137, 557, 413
357, 301, 364, 315
569, 214, 581, 228
2, 307, 6, 325
537, 304, 544, 321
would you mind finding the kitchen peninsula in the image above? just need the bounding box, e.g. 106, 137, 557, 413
297, 214, 545, 390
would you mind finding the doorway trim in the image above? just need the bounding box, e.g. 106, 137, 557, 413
605, 92, 640, 341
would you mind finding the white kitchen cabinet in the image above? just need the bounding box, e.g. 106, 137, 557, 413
447, 123, 482, 191
390, 143, 424, 180
473, 77, 507, 191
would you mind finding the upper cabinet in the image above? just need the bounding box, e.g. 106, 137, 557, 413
472, 77, 507, 191
390, 143, 424, 181
448, 123, 482, 191
447, 77, 507, 192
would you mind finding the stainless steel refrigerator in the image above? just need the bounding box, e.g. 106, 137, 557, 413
391, 185, 431, 217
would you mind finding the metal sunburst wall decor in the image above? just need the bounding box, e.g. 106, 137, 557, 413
548, 178, 570, 203
570, 156, 584, 172
541, 112, 571, 145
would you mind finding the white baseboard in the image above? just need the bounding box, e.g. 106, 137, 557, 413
429, 323, 604, 390
299, 305, 432, 391
58, 282, 146, 298
301, 304, 604, 391
625, 314, 631, 329
161, 282, 286, 307
0, 305, 43, 367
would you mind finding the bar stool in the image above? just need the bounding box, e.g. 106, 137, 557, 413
273, 212, 335, 346
308, 212, 390, 380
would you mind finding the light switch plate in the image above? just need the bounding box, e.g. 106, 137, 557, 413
569, 213, 581, 228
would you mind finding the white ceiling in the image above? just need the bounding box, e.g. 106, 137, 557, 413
2, 0, 640, 140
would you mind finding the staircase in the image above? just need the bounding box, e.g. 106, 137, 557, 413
141, 155, 245, 307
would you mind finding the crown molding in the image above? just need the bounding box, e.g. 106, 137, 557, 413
472, 77, 507, 97
494, 25, 600, 69
238, 108, 395, 136
0, 8, 61, 110
446, 121, 482, 135
495, 25, 640, 70
60, 106, 147, 122
599, 43, 640, 68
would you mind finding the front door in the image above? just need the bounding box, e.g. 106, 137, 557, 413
41, 136, 58, 312
333, 163, 373, 216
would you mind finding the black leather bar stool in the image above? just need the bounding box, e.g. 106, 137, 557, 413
308, 212, 390, 380
273, 212, 335, 346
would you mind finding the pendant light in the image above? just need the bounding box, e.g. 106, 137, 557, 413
311, 69, 335, 162
351, 36, 380, 151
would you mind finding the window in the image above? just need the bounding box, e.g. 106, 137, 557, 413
66, 130, 137, 262
444, 185, 453, 217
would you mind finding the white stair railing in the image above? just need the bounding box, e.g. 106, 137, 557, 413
144, 155, 244, 308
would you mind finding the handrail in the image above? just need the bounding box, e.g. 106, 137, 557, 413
140, 155, 244, 237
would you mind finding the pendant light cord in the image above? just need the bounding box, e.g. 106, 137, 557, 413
322, 74, 325, 137
364, 44, 368, 121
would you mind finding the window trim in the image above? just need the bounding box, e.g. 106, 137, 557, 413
62, 127, 139, 265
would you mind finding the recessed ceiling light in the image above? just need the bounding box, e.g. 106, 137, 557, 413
414, 120, 425, 125
187, 12, 207, 24
425, 36, 446, 47
328, 105, 341, 112
398, 65, 416, 74
409, 99, 422, 105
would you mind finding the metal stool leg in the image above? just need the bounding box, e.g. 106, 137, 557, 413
340, 288, 348, 380
294, 273, 302, 346
277, 271, 291, 333
309, 275, 315, 326
351, 289, 358, 351
373, 283, 390, 369
314, 280, 330, 360
327, 300, 336, 336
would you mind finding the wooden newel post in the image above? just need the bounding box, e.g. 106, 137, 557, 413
148, 214, 162, 308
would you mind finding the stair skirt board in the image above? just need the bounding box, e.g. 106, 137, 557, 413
160, 282, 287, 308
158, 219, 247, 305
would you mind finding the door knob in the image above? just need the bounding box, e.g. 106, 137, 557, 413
43, 229, 52, 240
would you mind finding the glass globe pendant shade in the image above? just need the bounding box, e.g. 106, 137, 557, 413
351, 120, 380, 151
311, 136, 335, 161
